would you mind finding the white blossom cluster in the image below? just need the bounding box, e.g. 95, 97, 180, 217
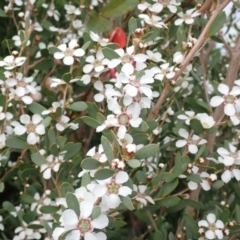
0, 0, 238, 239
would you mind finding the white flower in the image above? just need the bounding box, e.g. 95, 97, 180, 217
180, 166, 211, 191
230, 105, 240, 125
0, 215, 4, 231
12, 34, 30, 47
13, 114, 45, 145
86, 145, 107, 163
90, 32, 109, 46
5, 72, 37, 96
96, 109, 142, 139
42, 3, 60, 21
52, 201, 108, 240
83, 50, 109, 74
56, 115, 79, 132
0, 55, 26, 70
93, 81, 121, 102
54, 39, 85, 65
196, 113, 215, 129
146, 50, 165, 63
176, 128, 207, 154
139, 14, 167, 28
210, 83, 240, 116
87, 171, 132, 209
64, 4, 81, 15
175, 8, 200, 25
198, 213, 224, 239
177, 111, 196, 125
133, 185, 154, 207
0, 106, 5, 120
40, 154, 64, 179
173, 52, 184, 64
153, 63, 175, 81
150, 0, 180, 13
42, 102, 62, 115
108, 46, 148, 75
217, 143, 240, 166
0, 134, 6, 149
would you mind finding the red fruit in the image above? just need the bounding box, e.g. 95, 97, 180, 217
109, 27, 127, 49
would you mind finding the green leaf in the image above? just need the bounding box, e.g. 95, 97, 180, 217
50, 143, 59, 156
120, 196, 134, 210
48, 46, 61, 54
172, 154, 190, 176
62, 72, 72, 83
134, 144, 159, 159
62, 143, 82, 160
42, 116, 52, 128
134, 120, 149, 132
101, 136, 114, 162
183, 213, 199, 239
157, 196, 181, 208
41, 20, 55, 31
87, 12, 111, 32
0, 182, 4, 193
67, 101, 88, 112
5, 136, 28, 149
2, 201, 15, 212
128, 17, 137, 32
42, 220, 53, 235
194, 144, 206, 160
102, 48, 120, 60
159, 178, 179, 197
91, 206, 101, 220
208, 12, 226, 37
187, 174, 202, 183
127, 159, 141, 168
81, 116, 101, 128
20, 194, 35, 204
48, 129, 56, 144
39, 206, 59, 214
31, 153, 47, 166
184, 199, 204, 210
61, 182, 74, 197
0, 9, 8, 17
212, 180, 224, 189
152, 172, 176, 186
94, 169, 114, 180
28, 102, 46, 114
81, 158, 101, 170
81, 172, 91, 187
136, 170, 147, 183
102, 0, 139, 18
66, 193, 80, 217
190, 119, 204, 135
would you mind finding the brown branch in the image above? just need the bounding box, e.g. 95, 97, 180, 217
148, 0, 231, 121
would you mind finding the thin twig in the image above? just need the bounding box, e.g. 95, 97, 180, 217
148, 0, 231, 121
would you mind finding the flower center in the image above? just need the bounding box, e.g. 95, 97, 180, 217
158, 0, 170, 6
18, 80, 27, 87
121, 54, 132, 64
107, 182, 120, 194
230, 152, 238, 159
133, 92, 142, 103
208, 223, 217, 231
130, 80, 140, 87
224, 94, 235, 104
77, 218, 92, 234
183, 14, 192, 20
161, 68, 170, 75
118, 113, 131, 126
93, 60, 102, 67
64, 48, 73, 56
26, 122, 36, 133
